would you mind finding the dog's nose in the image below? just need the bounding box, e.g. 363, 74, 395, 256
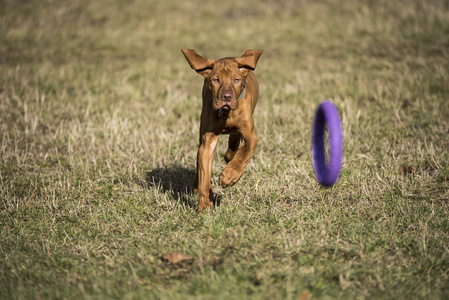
221, 92, 232, 102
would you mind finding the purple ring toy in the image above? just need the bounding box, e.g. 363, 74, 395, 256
312, 101, 343, 186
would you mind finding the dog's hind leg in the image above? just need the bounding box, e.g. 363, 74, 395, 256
224, 132, 242, 163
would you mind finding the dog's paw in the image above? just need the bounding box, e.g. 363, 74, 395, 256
198, 200, 213, 212
219, 166, 243, 188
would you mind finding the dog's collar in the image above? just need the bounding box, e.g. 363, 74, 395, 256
238, 78, 246, 101
218, 78, 246, 118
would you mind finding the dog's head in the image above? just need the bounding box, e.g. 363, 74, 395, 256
182, 49, 263, 111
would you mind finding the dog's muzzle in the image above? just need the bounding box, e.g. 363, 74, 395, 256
217, 105, 231, 118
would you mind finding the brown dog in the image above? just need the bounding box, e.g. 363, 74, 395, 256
181, 49, 263, 211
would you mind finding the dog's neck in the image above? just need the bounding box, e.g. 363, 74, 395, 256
238, 78, 246, 101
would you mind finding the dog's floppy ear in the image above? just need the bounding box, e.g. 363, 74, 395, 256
235, 50, 263, 75
181, 49, 215, 77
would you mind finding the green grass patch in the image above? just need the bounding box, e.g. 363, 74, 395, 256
1, 0, 449, 298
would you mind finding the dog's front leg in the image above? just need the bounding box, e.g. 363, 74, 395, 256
195, 132, 219, 212
219, 125, 257, 188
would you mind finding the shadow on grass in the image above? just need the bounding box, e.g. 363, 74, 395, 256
145, 164, 221, 209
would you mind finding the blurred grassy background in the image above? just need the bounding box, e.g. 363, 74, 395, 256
1, 0, 449, 299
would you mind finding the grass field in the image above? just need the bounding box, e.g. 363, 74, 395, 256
1, 0, 449, 298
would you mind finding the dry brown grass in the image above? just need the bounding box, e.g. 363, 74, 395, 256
1, 0, 449, 298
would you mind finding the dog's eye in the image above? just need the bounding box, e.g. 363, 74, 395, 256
234, 78, 241, 83
212, 78, 220, 84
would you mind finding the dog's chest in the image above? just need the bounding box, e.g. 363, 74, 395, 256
218, 117, 238, 135
221, 128, 235, 135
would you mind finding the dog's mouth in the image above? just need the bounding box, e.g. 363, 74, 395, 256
217, 105, 231, 118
